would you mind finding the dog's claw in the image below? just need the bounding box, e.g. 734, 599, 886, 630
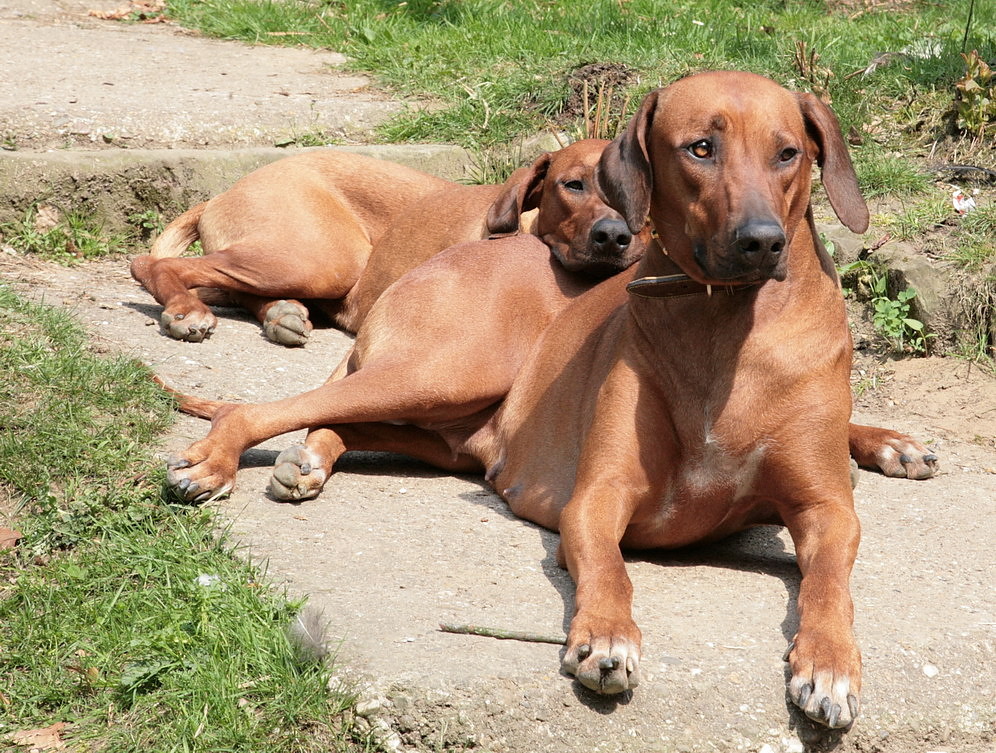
826, 701, 842, 728
847, 694, 860, 721
820, 696, 833, 720
598, 656, 619, 671
797, 682, 812, 708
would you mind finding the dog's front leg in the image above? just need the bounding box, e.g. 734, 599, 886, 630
782, 495, 862, 729
558, 486, 643, 695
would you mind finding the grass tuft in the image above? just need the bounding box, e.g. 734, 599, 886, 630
0, 205, 131, 264
0, 286, 360, 752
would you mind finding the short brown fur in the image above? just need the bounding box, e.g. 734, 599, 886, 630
163, 74, 938, 730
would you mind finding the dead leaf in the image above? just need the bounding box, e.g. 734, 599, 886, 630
89, 1, 167, 22
33, 205, 61, 233
0, 526, 22, 550
6, 722, 68, 750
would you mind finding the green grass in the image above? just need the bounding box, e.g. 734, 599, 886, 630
0, 286, 364, 752
876, 194, 952, 240
852, 146, 933, 200
951, 202, 996, 268
0, 205, 131, 264
164, 0, 994, 149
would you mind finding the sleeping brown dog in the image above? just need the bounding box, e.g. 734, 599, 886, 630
130, 141, 641, 344
163, 72, 939, 729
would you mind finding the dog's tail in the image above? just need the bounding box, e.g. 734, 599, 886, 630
152, 374, 228, 420
150, 202, 208, 258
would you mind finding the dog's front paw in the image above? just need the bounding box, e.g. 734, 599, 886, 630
263, 300, 312, 347
270, 444, 329, 501
166, 445, 236, 503
160, 306, 217, 343
562, 616, 641, 694
785, 634, 861, 729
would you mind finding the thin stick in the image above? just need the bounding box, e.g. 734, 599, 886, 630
439, 623, 567, 645
583, 79, 591, 139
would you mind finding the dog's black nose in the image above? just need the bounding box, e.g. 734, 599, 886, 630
590, 218, 632, 255
735, 220, 785, 262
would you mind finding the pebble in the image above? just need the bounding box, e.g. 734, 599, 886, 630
355, 697, 385, 717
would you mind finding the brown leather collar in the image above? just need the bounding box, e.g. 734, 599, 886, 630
626, 273, 758, 298
626, 228, 759, 299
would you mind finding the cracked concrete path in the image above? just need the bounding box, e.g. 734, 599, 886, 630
0, 0, 398, 150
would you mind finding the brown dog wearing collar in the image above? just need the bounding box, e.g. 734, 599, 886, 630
130, 141, 641, 344
164, 72, 939, 728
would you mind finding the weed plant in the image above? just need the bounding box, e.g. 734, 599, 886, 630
0, 206, 130, 264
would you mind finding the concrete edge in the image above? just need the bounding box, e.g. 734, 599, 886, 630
0, 144, 477, 229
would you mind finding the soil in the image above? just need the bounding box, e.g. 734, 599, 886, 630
2, 2, 994, 751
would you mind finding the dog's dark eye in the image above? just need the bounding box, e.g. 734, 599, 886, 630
563, 180, 584, 192
689, 140, 713, 159
779, 147, 799, 163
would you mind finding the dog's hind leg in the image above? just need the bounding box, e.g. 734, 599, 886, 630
165, 355, 502, 503
130, 253, 221, 342
132, 240, 364, 343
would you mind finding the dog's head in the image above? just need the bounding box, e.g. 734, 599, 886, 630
597, 71, 868, 284
486, 139, 647, 277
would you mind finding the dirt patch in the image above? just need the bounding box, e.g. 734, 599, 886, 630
561, 62, 637, 126
2, 251, 993, 753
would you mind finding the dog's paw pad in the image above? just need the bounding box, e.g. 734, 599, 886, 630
270, 445, 327, 500
160, 309, 216, 342
263, 301, 312, 347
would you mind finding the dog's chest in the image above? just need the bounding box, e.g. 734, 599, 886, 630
625, 423, 775, 549
681, 427, 768, 502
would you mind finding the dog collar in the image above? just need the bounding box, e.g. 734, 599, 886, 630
626, 274, 757, 298
627, 224, 759, 298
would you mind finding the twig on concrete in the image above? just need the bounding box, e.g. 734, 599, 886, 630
439, 623, 567, 645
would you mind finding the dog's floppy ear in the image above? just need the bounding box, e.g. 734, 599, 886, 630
596, 89, 658, 235
485, 155, 551, 235
796, 92, 869, 234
